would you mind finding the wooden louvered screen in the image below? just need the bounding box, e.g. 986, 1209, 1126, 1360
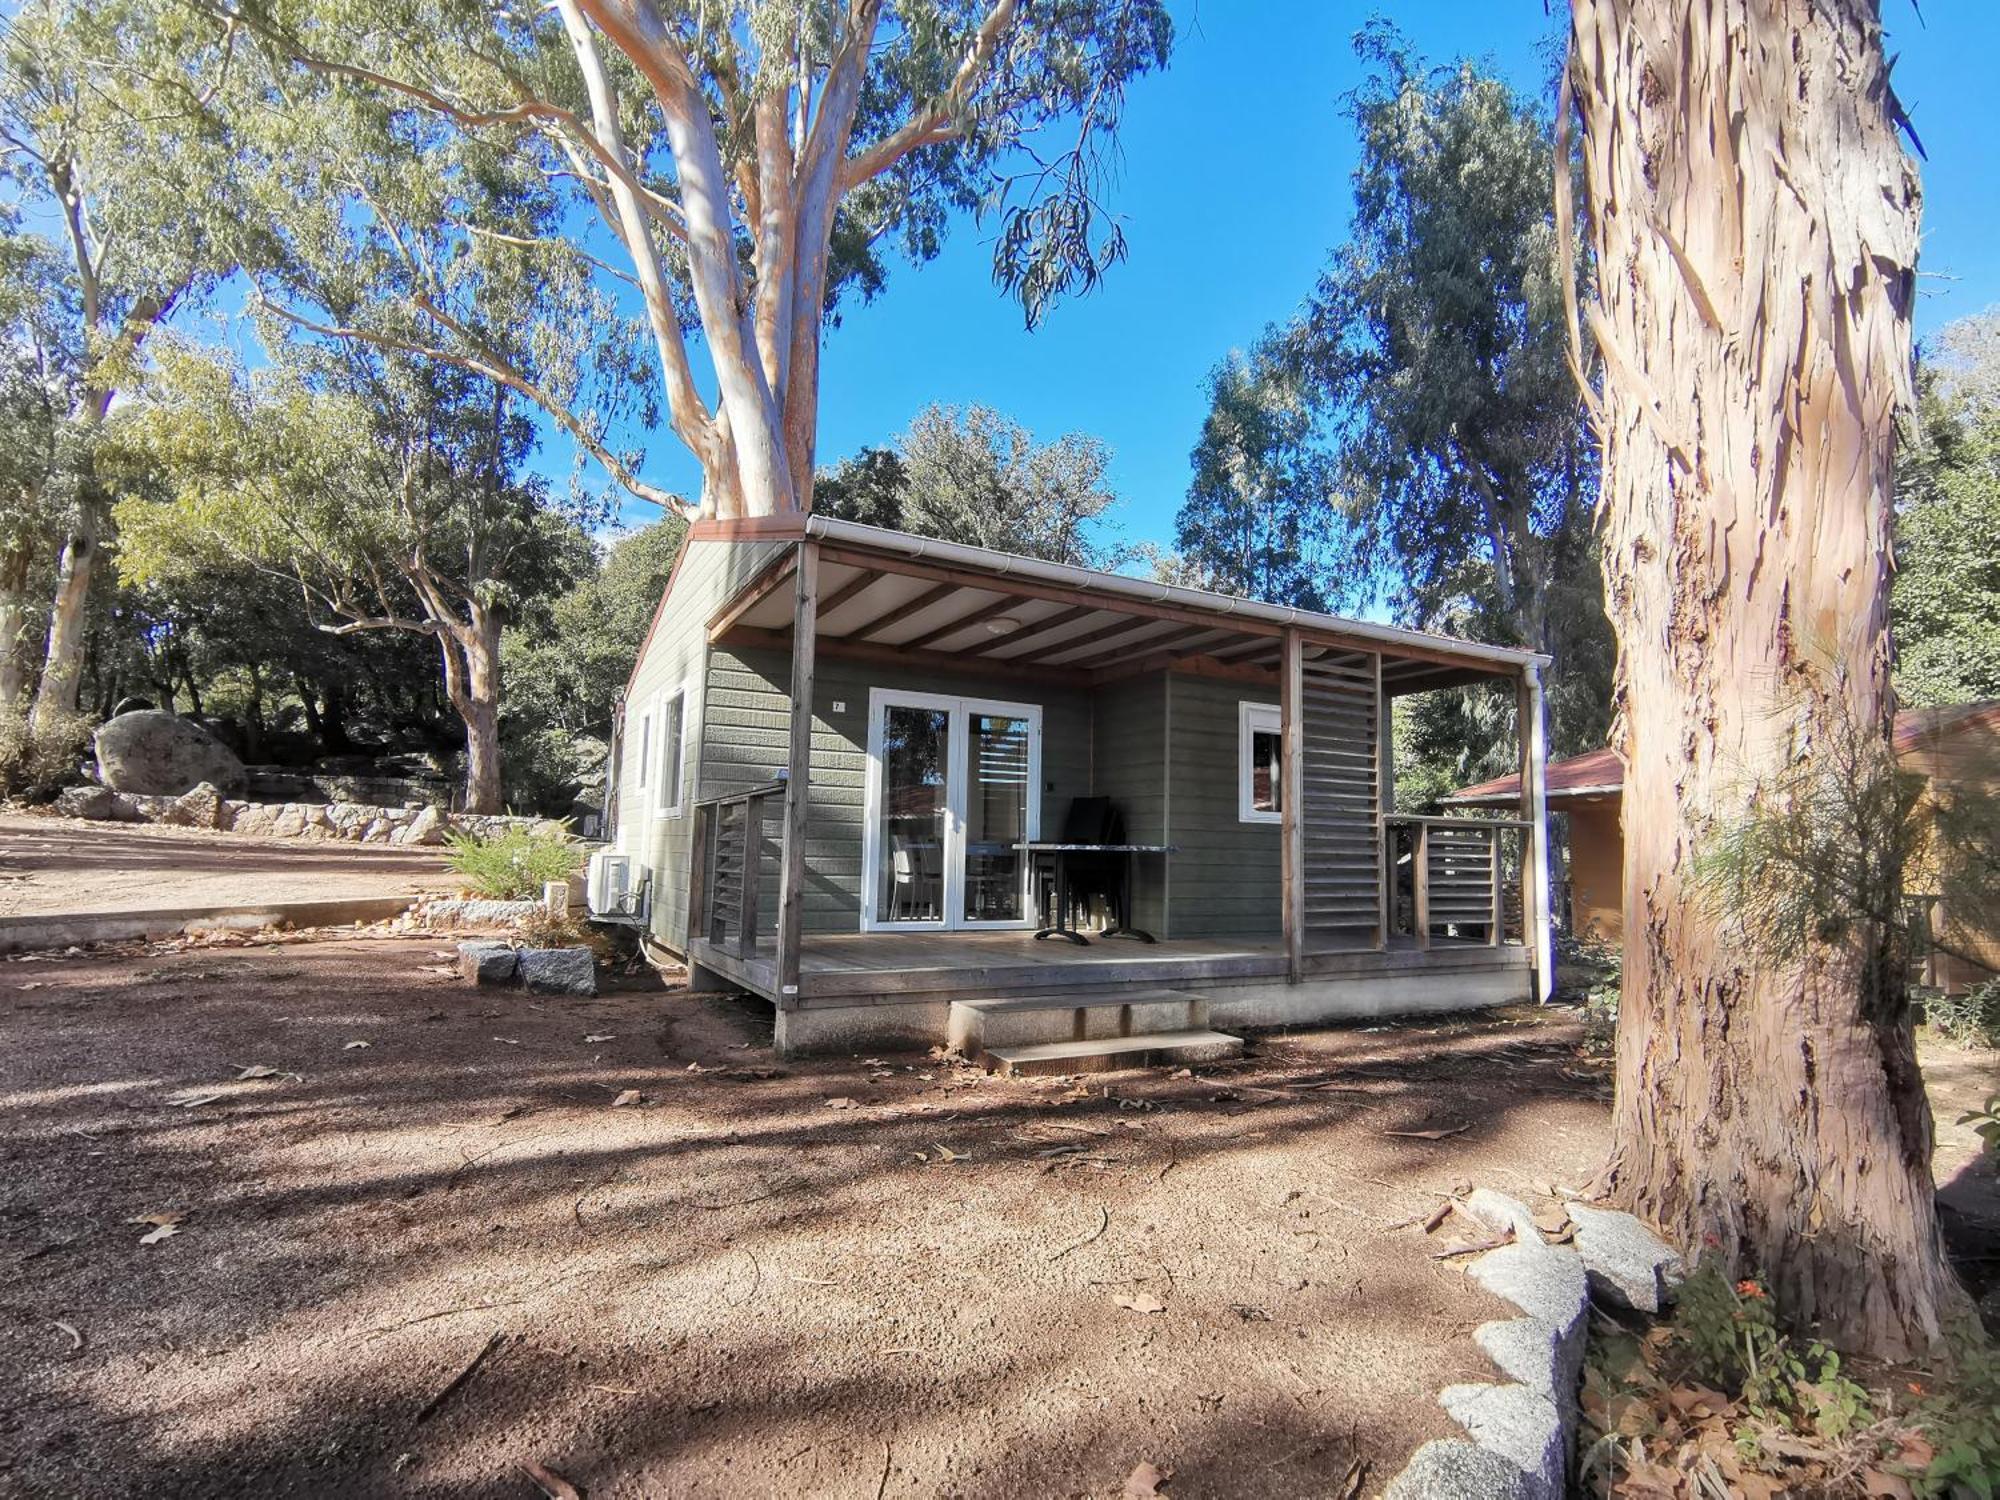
1300, 650, 1382, 948
1423, 821, 1500, 939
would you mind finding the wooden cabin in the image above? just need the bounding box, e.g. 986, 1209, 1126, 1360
594, 516, 1555, 1058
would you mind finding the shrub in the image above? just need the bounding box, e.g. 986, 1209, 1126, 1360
0, 706, 93, 800
444, 825, 579, 900
1926, 977, 2000, 1049
512, 904, 613, 959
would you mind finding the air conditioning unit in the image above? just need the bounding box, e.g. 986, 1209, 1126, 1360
587, 851, 645, 924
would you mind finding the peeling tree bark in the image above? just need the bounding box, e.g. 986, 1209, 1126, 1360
0, 534, 35, 710
1567, 0, 1969, 1357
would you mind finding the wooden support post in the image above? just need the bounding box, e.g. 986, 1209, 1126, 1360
685, 803, 711, 948
1414, 820, 1431, 950
736, 794, 762, 959
1488, 827, 1502, 946
1373, 651, 1389, 951
1281, 629, 1304, 982
776, 541, 819, 999
1518, 663, 1555, 1000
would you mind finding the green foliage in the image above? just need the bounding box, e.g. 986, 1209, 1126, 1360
0, 703, 89, 799
505, 518, 687, 738
1927, 978, 2000, 1050
1175, 337, 1335, 609
1896, 312, 2000, 707
444, 826, 580, 901
1692, 679, 2000, 989
1914, 1336, 2000, 1497
1668, 1259, 1868, 1422
814, 404, 1121, 566
1957, 1091, 2000, 1160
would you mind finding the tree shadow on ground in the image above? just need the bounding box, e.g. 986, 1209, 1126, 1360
2, 938, 1613, 1498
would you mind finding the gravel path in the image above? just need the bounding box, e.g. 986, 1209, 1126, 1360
0, 811, 454, 918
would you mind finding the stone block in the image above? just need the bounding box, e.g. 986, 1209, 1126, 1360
1382, 1439, 1533, 1500
166, 781, 227, 829
93, 710, 245, 796
1564, 1201, 1685, 1313
516, 946, 596, 996
54, 784, 114, 820
1439, 1383, 1565, 1500
458, 941, 516, 985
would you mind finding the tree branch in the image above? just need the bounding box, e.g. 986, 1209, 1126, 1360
834, 0, 1018, 192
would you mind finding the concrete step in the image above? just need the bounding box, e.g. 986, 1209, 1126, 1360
946, 988, 1210, 1055
979, 1028, 1244, 1077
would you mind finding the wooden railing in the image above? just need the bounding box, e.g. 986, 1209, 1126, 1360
1381, 814, 1533, 948
688, 781, 783, 960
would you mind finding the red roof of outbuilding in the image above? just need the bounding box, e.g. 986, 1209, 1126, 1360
1444, 701, 1999, 807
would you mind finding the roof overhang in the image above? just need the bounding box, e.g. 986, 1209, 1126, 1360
701, 518, 1547, 694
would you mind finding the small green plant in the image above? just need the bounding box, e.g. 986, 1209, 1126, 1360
1928, 977, 2000, 1049
1668, 1259, 1872, 1425
1958, 1093, 2000, 1160
1913, 1336, 2000, 1499
444, 825, 579, 900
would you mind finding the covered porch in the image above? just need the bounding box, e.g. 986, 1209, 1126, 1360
682, 517, 1553, 1041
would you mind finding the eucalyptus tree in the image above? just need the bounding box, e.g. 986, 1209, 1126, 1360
0, 0, 254, 729
1566, 0, 1967, 1355
1296, 23, 1600, 667
1175, 335, 1334, 611
895, 403, 1117, 566
112, 346, 585, 812
196, 0, 1172, 521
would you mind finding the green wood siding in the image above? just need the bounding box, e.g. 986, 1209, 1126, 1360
1164, 674, 1283, 939
619, 536, 791, 949
1090, 673, 1169, 935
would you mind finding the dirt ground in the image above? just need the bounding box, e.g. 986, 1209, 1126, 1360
3, 935, 1618, 1500
3, 938, 1992, 1500
0, 811, 455, 918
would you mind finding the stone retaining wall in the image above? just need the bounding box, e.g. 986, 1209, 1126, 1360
54, 781, 565, 847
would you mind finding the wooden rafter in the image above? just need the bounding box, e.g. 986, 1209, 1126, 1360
814, 567, 884, 620
1035, 614, 1187, 665
900, 593, 1030, 652
1060, 624, 1239, 672
955, 603, 1098, 658
705, 548, 798, 642
848, 582, 960, 643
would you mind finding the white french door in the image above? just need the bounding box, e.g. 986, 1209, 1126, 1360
862, 690, 1042, 932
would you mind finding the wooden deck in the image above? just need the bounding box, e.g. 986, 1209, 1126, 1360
687, 927, 1530, 1008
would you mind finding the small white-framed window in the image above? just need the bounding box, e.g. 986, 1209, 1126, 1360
635, 710, 653, 795
1238, 701, 1283, 824
655, 688, 686, 817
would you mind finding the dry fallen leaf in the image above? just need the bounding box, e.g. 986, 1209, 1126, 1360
129, 1210, 185, 1247
521, 1458, 581, 1500
584, 1033, 615, 1043
1113, 1291, 1166, 1314
1863, 1471, 1916, 1500
51, 1320, 82, 1353
1124, 1460, 1169, 1497
344, 1040, 371, 1050
167, 1091, 226, 1109
611, 1090, 642, 1108
825, 1096, 857, 1110
932, 1144, 968, 1162
138, 1223, 179, 1246
1382, 1124, 1469, 1141
235, 1064, 281, 1080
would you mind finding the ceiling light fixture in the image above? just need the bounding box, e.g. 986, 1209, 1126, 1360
985, 617, 1021, 634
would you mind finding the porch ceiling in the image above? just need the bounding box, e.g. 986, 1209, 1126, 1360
713, 550, 1510, 693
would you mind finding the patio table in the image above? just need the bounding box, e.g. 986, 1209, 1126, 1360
1012, 841, 1176, 945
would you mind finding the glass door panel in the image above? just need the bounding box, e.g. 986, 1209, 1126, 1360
877, 702, 949, 925
963, 711, 1032, 923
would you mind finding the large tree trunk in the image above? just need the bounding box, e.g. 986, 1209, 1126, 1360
1568, 0, 1968, 1357
439, 605, 504, 815
0, 534, 35, 710
29, 495, 105, 733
